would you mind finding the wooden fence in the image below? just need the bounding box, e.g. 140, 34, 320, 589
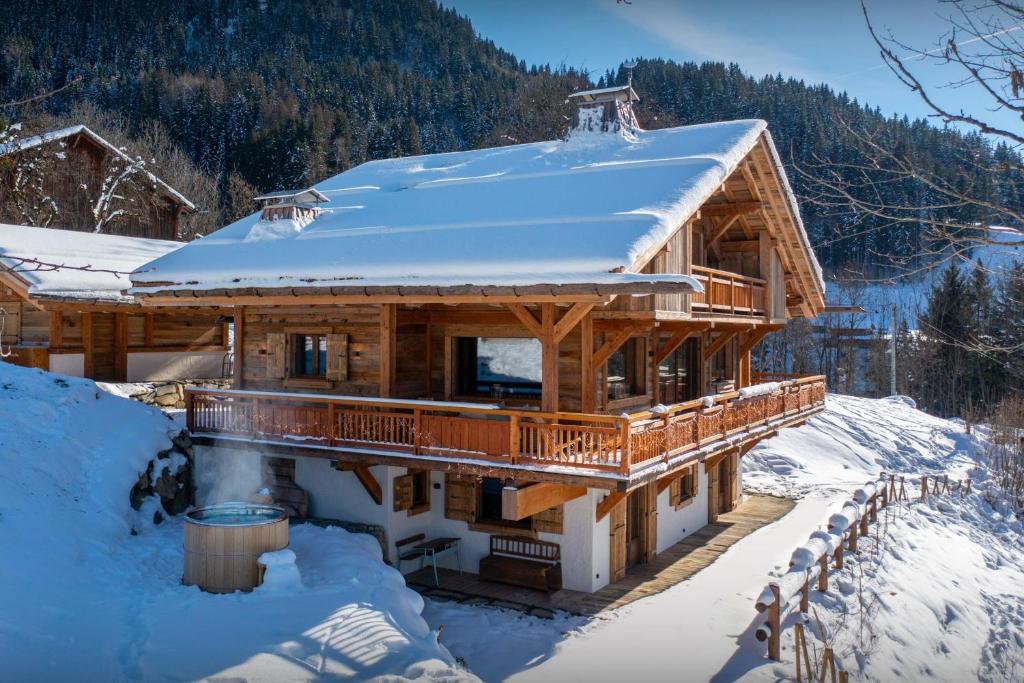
754, 471, 973, 664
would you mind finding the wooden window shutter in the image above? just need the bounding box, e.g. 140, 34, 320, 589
643, 482, 658, 562
444, 473, 476, 521
393, 473, 413, 512
688, 465, 698, 499
532, 505, 564, 534
326, 333, 349, 381
669, 478, 681, 507
266, 332, 286, 379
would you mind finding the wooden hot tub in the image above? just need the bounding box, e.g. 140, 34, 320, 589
183, 503, 289, 593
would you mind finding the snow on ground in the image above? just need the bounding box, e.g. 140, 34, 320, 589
424, 395, 1024, 682
0, 362, 474, 682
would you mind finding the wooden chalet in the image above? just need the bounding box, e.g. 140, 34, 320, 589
0, 225, 227, 382
0, 125, 196, 240
130, 87, 827, 593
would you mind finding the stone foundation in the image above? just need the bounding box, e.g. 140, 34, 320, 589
101, 378, 232, 409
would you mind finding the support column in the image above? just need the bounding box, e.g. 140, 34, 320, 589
541, 303, 558, 413
233, 306, 245, 389
379, 304, 396, 398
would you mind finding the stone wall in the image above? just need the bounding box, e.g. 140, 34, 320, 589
101, 378, 232, 409
130, 430, 195, 523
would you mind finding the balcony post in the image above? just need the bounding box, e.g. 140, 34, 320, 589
619, 417, 632, 474
328, 402, 336, 447
509, 413, 519, 464
413, 408, 422, 454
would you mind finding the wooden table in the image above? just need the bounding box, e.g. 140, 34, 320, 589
413, 537, 462, 586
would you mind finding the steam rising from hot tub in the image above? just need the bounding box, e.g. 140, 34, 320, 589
194, 447, 270, 506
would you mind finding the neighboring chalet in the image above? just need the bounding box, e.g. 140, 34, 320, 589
0, 125, 196, 240
130, 87, 827, 593
0, 224, 227, 381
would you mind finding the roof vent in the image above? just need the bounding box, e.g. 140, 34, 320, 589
254, 187, 328, 222
566, 85, 640, 140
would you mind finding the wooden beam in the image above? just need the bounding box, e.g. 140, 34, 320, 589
580, 315, 595, 413
541, 303, 558, 413
505, 303, 544, 338
143, 313, 155, 347
552, 302, 594, 343
379, 304, 396, 397
653, 329, 696, 366
48, 311, 62, 350
233, 306, 245, 389
596, 491, 627, 522
81, 312, 93, 378
140, 293, 610, 308
703, 330, 738, 361
335, 462, 383, 505
114, 312, 128, 381
739, 328, 773, 355
700, 201, 762, 217
705, 214, 740, 247
591, 324, 638, 370
502, 482, 587, 521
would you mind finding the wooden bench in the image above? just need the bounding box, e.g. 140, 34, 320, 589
479, 535, 562, 592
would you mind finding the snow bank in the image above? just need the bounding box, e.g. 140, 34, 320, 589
0, 362, 475, 682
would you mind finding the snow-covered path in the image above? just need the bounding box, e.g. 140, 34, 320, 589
505, 492, 842, 683
429, 395, 1024, 682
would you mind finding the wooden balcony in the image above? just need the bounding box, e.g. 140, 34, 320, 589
186, 376, 825, 481
690, 266, 767, 317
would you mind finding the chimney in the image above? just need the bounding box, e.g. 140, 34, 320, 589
566, 85, 640, 140
253, 187, 328, 223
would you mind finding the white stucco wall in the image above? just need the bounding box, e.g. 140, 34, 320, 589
656, 464, 710, 554
294, 457, 390, 527
127, 351, 226, 382
48, 353, 84, 377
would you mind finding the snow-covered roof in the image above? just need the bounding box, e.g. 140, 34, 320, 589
253, 187, 329, 205
0, 125, 197, 211
567, 85, 638, 102
130, 119, 823, 301
0, 224, 183, 304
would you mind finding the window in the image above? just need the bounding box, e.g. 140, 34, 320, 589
710, 336, 737, 390
455, 337, 542, 399
607, 337, 646, 401
410, 470, 430, 509
670, 465, 698, 508
658, 338, 700, 404
290, 333, 327, 378
394, 469, 431, 516
477, 477, 530, 529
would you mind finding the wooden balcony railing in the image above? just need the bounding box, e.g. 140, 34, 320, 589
186, 376, 826, 477
690, 266, 767, 317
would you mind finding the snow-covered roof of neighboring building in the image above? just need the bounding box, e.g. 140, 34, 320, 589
254, 187, 329, 205
0, 125, 197, 211
129, 118, 824, 302
0, 224, 183, 304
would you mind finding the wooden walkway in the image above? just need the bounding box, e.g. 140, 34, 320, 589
406, 493, 794, 617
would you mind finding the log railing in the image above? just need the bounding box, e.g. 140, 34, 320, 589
185, 376, 826, 475
690, 266, 767, 317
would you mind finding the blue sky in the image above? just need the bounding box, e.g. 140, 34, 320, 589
443, 0, 1018, 132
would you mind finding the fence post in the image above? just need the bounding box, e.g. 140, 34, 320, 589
848, 521, 858, 553
767, 583, 781, 661
818, 555, 828, 591
920, 474, 928, 499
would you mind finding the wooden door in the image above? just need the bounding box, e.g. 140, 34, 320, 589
88, 312, 120, 381
707, 461, 720, 523
609, 496, 627, 582
718, 459, 730, 515
626, 490, 643, 568
642, 481, 658, 562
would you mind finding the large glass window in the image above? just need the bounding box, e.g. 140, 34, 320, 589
607, 337, 646, 401
455, 337, 542, 399
290, 333, 327, 378
658, 338, 700, 404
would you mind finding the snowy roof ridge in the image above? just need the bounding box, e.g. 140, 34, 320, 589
0, 125, 197, 211
0, 223, 184, 303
